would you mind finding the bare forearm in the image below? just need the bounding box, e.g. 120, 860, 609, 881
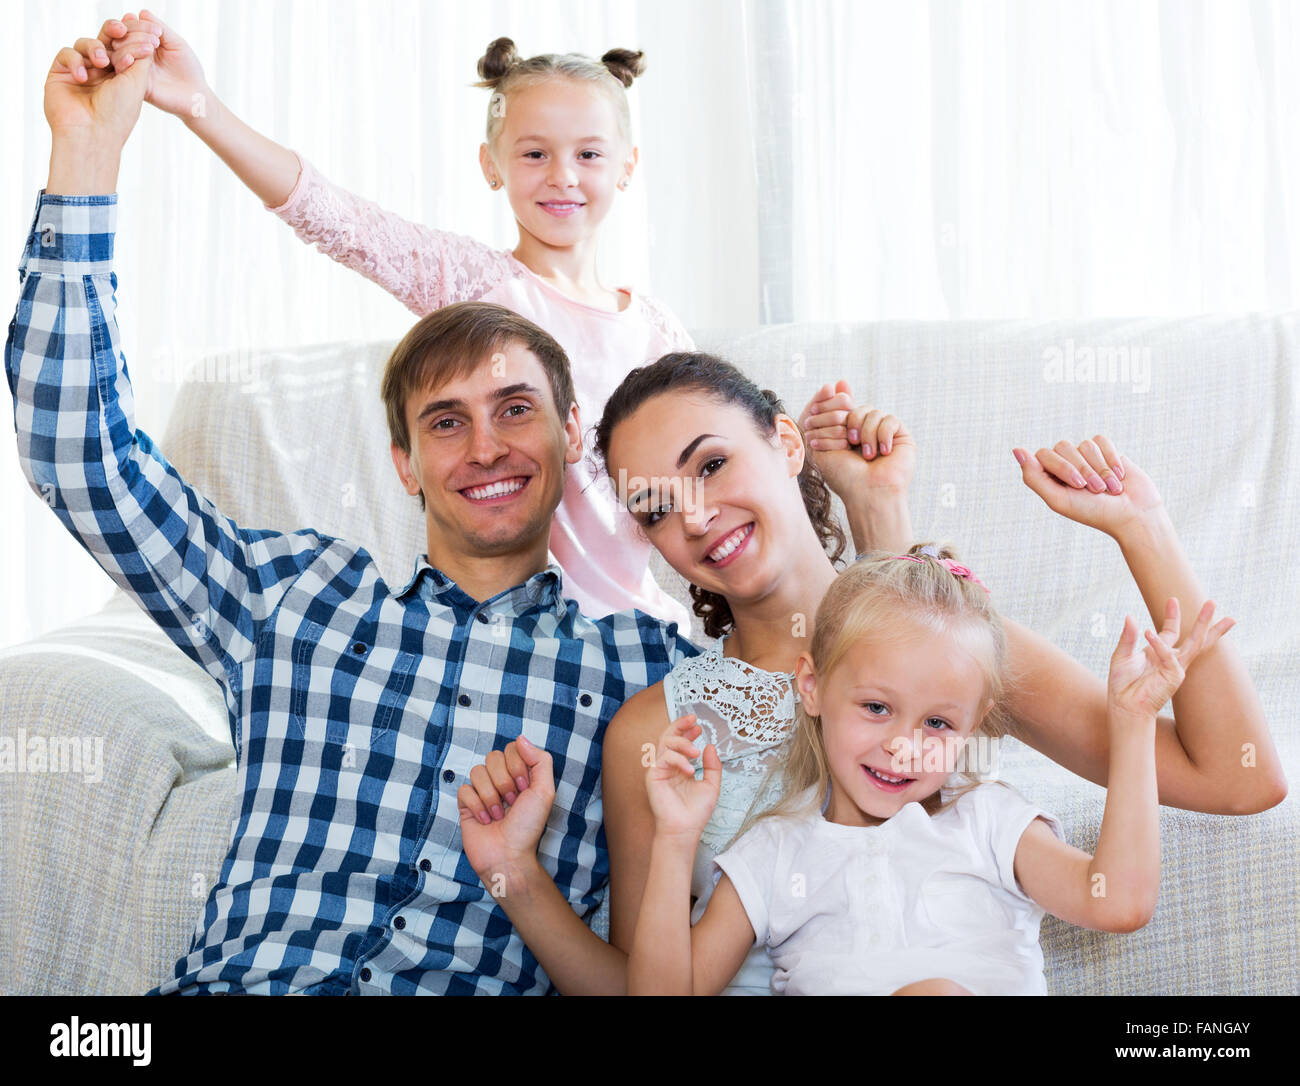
846, 485, 912, 555
47, 131, 121, 195
485, 858, 627, 996
627, 835, 697, 995
1116, 510, 1285, 811
184, 92, 301, 207
1086, 722, 1160, 930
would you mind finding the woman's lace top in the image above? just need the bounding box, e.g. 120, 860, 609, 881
664, 636, 798, 862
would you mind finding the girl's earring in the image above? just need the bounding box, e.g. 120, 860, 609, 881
618, 179, 629, 190
490, 179, 499, 189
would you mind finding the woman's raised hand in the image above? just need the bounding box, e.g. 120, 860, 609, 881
798, 379, 916, 498
646, 714, 721, 841
1014, 435, 1165, 539
1106, 598, 1234, 723
103, 10, 211, 119
457, 734, 555, 885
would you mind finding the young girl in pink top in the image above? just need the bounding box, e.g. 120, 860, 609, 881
84, 12, 745, 627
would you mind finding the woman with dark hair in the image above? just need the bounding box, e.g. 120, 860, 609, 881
457, 352, 1281, 995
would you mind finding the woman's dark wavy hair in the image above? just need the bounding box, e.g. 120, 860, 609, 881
593, 352, 847, 639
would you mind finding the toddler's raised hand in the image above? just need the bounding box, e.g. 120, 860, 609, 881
646, 714, 721, 841
1107, 598, 1234, 722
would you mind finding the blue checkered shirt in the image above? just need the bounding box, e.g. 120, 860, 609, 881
6, 191, 697, 994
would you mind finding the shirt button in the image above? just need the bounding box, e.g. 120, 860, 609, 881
442, 769, 455, 783
420, 858, 431, 872
393, 916, 406, 930
475, 613, 489, 624
359, 968, 372, 983
458, 694, 471, 707
351, 642, 366, 655
579, 693, 592, 707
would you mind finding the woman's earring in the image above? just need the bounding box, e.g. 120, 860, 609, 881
618, 179, 629, 190
490, 179, 499, 189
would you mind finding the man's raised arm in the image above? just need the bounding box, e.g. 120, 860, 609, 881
6, 34, 324, 725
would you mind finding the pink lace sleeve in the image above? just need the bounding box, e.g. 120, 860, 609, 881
638, 293, 697, 352
266, 151, 517, 316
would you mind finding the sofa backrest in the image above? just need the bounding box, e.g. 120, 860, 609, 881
159, 316, 1300, 692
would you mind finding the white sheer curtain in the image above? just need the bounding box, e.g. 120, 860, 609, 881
5, 0, 1297, 647
744, 0, 1300, 321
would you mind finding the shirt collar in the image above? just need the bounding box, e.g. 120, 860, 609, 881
395, 555, 567, 618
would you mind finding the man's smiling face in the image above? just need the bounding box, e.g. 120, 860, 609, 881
390, 339, 583, 563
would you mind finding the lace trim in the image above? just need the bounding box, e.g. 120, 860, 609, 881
667, 638, 798, 757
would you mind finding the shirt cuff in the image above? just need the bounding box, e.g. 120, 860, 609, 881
21, 190, 117, 276
264, 150, 308, 214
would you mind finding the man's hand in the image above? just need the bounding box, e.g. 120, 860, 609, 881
46, 22, 154, 194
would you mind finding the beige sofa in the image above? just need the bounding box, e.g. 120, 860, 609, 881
1, 316, 1296, 994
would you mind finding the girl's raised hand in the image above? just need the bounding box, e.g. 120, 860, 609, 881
1107, 598, 1235, 723
799, 379, 916, 498
105, 10, 210, 119
646, 714, 721, 841
457, 734, 555, 883
1013, 435, 1164, 539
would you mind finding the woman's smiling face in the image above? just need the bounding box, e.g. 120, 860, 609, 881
484, 78, 636, 248
604, 389, 810, 606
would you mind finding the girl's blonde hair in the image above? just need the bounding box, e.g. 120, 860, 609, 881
733, 543, 1014, 844
473, 37, 646, 153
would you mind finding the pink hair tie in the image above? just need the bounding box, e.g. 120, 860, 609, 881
893, 547, 991, 594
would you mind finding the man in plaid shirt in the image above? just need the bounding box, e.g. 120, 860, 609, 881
8, 39, 702, 995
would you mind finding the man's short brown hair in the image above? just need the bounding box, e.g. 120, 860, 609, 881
382, 301, 576, 455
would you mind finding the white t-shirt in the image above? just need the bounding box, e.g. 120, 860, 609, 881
712, 781, 1064, 995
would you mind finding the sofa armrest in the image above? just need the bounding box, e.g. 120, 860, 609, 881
0, 594, 234, 994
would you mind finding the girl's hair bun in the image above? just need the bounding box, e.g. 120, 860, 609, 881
476, 37, 521, 87
601, 47, 646, 87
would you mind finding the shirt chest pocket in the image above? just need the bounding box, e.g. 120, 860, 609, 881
289, 621, 420, 746
518, 685, 607, 817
